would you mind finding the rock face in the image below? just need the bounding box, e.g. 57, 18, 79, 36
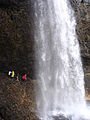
0, 0, 35, 79
0, 0, 18, 5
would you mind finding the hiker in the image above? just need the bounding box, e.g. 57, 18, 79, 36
11, 71, 15, 78
8, 70, 15, 78
8, 71, 12, 76
22, 74, 27, 81
16, 73, 19, 81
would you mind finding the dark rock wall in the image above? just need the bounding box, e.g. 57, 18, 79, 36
0, 0, 35, 78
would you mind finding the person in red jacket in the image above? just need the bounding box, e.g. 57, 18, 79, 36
22, 74, 27, 81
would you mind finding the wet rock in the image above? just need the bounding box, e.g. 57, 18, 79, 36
53, 114, 69, 120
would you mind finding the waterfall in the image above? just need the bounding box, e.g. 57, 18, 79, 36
34, 0, 88, 119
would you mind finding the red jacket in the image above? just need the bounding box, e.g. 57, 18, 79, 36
22, 74, 27, 81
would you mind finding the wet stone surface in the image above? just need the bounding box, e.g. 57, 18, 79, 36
53, 115, 69, 120
53, 116, 88, 120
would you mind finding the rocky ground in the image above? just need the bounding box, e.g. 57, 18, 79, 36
0, 73, 39, 120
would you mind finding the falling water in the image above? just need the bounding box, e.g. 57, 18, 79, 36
34, 0, 89, 119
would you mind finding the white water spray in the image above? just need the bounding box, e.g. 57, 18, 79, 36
34, 0, 89, 119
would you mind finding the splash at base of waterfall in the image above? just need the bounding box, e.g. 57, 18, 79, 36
35, 90, 90, 120
37, 106, 90, 120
